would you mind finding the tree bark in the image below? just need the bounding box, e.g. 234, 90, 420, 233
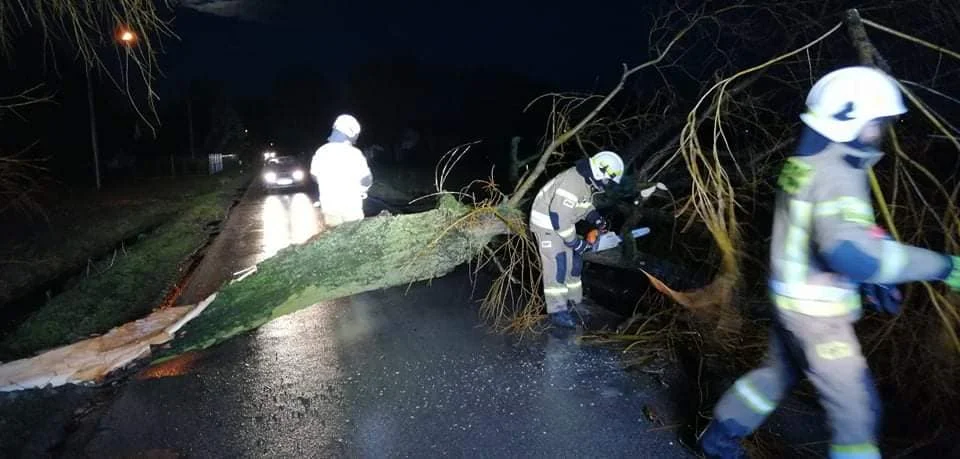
845, 9, 892, 73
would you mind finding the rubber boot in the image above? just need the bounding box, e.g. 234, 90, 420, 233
700, 420, 749, 459
549, 310, 577, 329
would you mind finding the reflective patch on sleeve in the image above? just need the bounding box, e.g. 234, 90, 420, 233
777, 158, 813, 194
815, 341, 853, 360
557, 227, 576, 239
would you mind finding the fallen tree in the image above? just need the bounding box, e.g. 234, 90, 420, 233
157, 195, 514, 359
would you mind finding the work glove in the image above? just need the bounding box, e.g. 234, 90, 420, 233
947, 256, 960, 292
568, 238, 592, 255
594, 216, 609, 233
862, 284, 902, 315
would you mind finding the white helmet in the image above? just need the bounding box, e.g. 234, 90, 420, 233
332, 114, 361, 141
799, 66, 907, 143
589, 151, 625, 184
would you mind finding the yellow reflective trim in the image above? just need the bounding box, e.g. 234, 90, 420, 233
557, 227, 576, 238
948, 257, 960, 287
830, 443, 880, 456
565, 280, 583, 290
772, 293, 860, 317
543, 287, 568, 297
781, 261, 808, 284
575, 202, 594, 209
815, 197, 875, 225
734, 379, 776, 414
783, 200, 813, 283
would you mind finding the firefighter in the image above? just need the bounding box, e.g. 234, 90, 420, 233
529, 151, 625, 328
310, 114, 373, 226
700, 66, 960, 459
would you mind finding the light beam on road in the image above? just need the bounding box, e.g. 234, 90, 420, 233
259, 192, 322, 261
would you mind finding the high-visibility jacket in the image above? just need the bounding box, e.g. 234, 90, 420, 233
310, 141, 372, 199
529, 166, 599, 243
769, 139, 954, 317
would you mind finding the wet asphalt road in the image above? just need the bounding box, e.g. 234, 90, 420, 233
72, 183, 696, 458
176, 184, 323, 306
85, 272, 694, 458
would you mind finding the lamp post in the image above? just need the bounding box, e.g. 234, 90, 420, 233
86, 27, 138, 190
85, 65, 101, 190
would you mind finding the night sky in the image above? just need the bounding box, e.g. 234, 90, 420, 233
167, 0, 656, 96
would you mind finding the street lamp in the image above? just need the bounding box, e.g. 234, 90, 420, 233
88, 27, 140, 189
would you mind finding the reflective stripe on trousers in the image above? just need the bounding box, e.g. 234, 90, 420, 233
534, 230, 582, 313
707, 309, 880, 459
769, 281, 861, 317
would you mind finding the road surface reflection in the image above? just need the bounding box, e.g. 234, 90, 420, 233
259, 191, 323, 261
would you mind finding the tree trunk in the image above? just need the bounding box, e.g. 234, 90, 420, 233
845, 9, 892, 73
156, 197, 508, 359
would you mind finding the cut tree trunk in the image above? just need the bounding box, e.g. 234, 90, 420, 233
155, 197, 508, 360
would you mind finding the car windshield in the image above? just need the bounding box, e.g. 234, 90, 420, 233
267, 156, 298, 166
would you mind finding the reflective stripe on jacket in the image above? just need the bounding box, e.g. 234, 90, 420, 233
769, 142, 951, 317
529, 167, 596, 245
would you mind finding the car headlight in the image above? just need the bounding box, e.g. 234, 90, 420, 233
264, 171, 277, 183
292, 170, 305, 181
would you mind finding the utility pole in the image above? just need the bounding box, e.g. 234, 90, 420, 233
85, 65, 101, 190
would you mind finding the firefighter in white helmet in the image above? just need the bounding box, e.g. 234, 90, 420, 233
700, 66, 960, 459
310, 114, 373, 227
529, 151, 625, 328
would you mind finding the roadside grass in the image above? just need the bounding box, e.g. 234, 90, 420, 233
0, 174, 249, 308
0, 171, 249, 361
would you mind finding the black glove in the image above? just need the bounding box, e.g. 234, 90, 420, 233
586, 210, 608, 233
862, 284, 902, 315
568, 238, 592, 255
594, 216, 609, 233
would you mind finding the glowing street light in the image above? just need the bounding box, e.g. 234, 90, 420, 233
118, 28, 137, 45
